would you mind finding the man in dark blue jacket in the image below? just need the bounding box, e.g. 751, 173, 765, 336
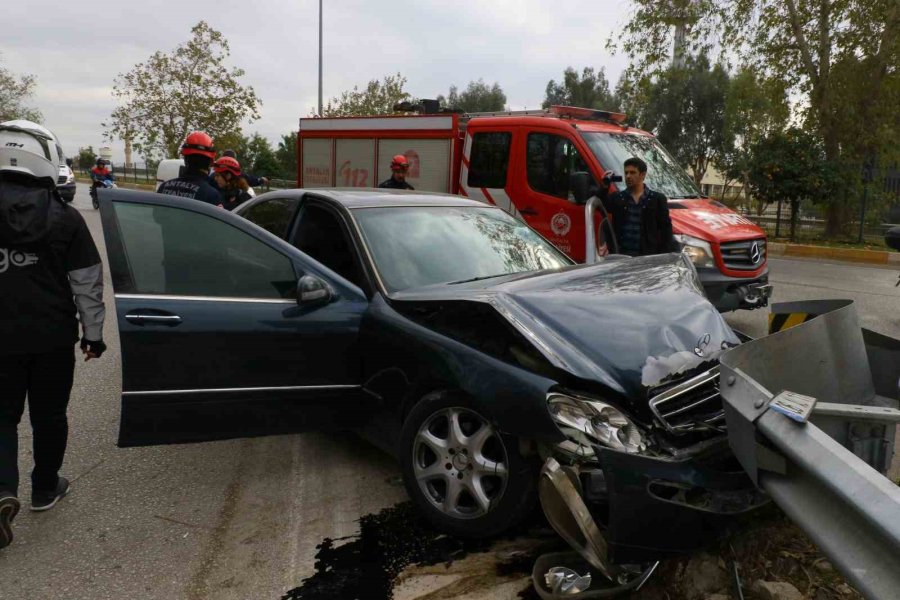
0, 123, 106, 549
157, 131, 222, 206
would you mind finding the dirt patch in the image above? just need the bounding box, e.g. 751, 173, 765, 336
638, 508, 863, 600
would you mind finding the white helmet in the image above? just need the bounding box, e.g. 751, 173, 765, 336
0, 121, 58, 184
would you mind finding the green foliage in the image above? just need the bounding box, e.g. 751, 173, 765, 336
611, 0, 900, 235
747, 128, 835, 241
104, 21, 262, 159
0, 54, 42, 122
320, 73, 413, 117
77, 146, 97, 171
437, 79, 507, 112
276, 132, 297, 179
245, 133, 279, 176
542, 67, 617, 110
636, 55, 730, 185
717, 68, 790, 212
214, 131, 249, 160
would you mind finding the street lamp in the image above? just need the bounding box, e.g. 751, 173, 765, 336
318, 0, 323, 116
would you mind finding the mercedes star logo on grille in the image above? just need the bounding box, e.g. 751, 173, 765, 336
749, 241, 761, 264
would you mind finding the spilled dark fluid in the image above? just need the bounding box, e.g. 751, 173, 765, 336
281, 502, 558, 600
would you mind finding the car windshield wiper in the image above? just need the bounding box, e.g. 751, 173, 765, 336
669, 194, 702, 199
447, 273, 512, 285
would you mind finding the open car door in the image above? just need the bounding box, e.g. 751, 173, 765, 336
97, 189, 368, 446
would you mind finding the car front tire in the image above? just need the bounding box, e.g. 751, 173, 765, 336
399, 391, 538, 538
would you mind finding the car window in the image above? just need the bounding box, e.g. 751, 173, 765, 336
467, 132, 512, 188
291, 203, 362, 287
113, 203, 297, 299
241, 197, 300, 238
526, 133, 591, 201
353, 206, 570, 292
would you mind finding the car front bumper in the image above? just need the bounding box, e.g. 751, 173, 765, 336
697, 266, 771, 312
540, 436, 768, 569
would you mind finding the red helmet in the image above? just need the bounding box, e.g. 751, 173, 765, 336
212, 156, 241, 177
181, 131, 216, 159
390, 154, 410, 171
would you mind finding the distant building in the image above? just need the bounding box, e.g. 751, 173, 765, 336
689, 164, 745, 200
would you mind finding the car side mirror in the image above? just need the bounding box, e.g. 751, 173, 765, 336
569, 172, 593, 204
296, 275, 333, 308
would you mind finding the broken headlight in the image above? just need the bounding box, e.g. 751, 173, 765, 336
548, 393, 648, 456
674, 234, 715, 269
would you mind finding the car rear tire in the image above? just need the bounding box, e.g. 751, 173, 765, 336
399, 391, 538, 538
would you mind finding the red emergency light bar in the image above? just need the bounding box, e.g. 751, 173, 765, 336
549, 105, 628, 125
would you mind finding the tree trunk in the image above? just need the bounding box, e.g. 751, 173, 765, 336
790, 199, 800, 242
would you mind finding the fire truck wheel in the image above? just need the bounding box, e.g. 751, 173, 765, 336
400, 391, 538, 538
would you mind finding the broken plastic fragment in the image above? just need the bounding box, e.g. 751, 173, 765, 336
545, 566, 592, 595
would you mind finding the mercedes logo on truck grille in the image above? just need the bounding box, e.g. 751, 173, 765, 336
749, 241, 761, 264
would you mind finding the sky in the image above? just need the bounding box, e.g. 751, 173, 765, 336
2, 0, 635, 163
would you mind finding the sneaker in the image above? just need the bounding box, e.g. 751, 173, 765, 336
31, 477, 70, 512
0, 494, 20, 549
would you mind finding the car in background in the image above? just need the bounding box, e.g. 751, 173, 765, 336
155, 158, 185, 187
97, 187, 764, 580
57, 161, 76, 202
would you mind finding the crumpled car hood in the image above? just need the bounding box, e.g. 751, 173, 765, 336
390, 254, 739, 399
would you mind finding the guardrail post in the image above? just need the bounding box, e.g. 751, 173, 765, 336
720, 300, 900, 599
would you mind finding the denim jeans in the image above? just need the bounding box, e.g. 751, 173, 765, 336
0, 349, 75, 496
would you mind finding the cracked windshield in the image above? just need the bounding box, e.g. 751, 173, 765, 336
582, 132, 701, 199
354, 206, 570, 292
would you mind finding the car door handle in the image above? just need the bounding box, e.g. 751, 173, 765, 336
125, 313, 182, 326
519, 207, 539, 216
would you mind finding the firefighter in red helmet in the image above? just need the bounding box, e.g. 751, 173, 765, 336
378, 154, 415, 190
157, 131, 223, 206
212, 156, 252, 211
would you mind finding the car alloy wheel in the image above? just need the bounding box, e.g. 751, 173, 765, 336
412, 406, 509, 520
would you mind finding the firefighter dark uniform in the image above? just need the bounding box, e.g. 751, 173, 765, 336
157, 130, 223, 206
378, 176, 415, 190
378, 154, 415, 190
157, 172, 223, 206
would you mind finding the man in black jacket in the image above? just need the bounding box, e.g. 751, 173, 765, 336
0, 122, 106, 549
600, 157, 678, 256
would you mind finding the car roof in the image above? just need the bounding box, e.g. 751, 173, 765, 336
280, 188, 494, 210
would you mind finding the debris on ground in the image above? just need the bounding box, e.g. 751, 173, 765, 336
281, 503, 863, 600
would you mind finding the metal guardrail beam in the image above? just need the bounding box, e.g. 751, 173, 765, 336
720, 299, 900, 600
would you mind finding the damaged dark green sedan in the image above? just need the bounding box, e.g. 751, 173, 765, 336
98, 188, 766, 582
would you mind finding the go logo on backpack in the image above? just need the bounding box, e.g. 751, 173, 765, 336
0, 248, 39, 273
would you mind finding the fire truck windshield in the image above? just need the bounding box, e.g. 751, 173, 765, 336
581, 132, 701, 199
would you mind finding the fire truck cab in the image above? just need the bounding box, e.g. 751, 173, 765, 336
297, 106, 771, 311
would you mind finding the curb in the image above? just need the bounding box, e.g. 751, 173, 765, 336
769, 242, 900, 266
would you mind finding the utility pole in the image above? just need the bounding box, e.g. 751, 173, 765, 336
318, 0, 323, 116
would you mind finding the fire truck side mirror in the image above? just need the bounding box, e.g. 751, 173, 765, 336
569, 172, 593, 204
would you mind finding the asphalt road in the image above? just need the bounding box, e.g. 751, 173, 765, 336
1, 183, 897, 599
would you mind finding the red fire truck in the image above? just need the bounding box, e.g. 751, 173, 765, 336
297, 105, 771, 311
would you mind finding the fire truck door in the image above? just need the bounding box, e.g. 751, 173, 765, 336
515, 131, 596, 261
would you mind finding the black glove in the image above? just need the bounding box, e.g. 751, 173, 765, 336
80, 337, 106, 358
